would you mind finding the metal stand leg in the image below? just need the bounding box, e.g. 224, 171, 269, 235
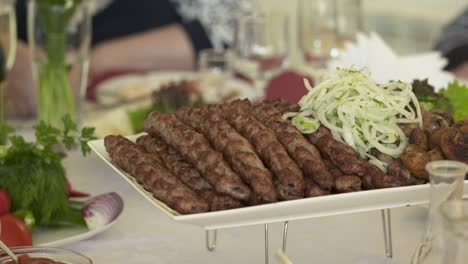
381, 209, 393, 258
206, 229, 217, 252
282, 221, 289, 253
265, 224, 269, 264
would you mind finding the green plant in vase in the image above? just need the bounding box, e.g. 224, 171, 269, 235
36, 0, 83, 128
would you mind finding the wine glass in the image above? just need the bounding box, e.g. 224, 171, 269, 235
411, 161, 467, 264
298, 0, 362, 68
233, 12, 289, 91
0, 0, 16, 142
197, 48, 233, 103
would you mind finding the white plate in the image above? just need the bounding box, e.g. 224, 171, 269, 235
33, 220, 118, 247
96, 71, 196, 105
32, 198, 123, 247
95, 71, 261, 106
89, 135, 468, 230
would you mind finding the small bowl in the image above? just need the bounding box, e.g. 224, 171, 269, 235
0, 247, 92, 264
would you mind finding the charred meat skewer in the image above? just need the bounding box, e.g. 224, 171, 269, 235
176, 107, 278, 203
251, 101, 335, 190
137, 135, 242, 211
144, 112, 252, 201
220, 100, 305, 200
104, 135, 209, 214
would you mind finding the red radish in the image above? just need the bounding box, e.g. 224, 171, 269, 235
66, 180, 90, 198
0, 188, 11, 215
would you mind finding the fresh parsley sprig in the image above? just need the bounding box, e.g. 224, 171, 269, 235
0, 115, 96, 226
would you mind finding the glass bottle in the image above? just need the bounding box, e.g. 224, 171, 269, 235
411, 160, 467, 264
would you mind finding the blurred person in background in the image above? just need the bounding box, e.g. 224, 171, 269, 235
435, 7, 468, 79
8, 0, 250, 117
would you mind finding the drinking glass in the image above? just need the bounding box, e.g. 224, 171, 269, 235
298, 0, 362, 67
233, 12, 289, 91
411, 160, 468, 264
0, 0, 16, 141
438, 200, 468, 264
28, 0, 91, 128
197, 49, 233, 103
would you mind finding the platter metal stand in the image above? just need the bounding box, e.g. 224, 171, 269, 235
205, 209, 394, 264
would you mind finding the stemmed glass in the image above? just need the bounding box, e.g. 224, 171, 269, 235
298, 0, 362, 68
233, 12, 289, 91
411, 161, 468, 264
0, 0, 16, 143
197, 48, 233, 103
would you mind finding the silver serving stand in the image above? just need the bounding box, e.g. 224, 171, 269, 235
204, 208, 394, 264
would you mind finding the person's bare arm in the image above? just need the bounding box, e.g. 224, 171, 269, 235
6, 40, 36, 118
452, 62, 468, 79
90, 24, 196, 80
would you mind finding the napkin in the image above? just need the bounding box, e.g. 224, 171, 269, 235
327, 32, 455, 90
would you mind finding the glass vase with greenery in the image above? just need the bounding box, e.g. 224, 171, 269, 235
28, 0, 91, 128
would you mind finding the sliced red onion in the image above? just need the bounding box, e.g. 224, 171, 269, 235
82, 192, 124, 230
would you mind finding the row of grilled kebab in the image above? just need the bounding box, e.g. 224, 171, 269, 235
104, 98, 468, 214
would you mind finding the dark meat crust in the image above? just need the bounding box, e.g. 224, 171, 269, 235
261, 98, 300, 114
304, 177, 330, 197
335, 176, 362, 193
400, 144, 431, 180
252, 102, 335, 190
175, 106, 278, 203
104, 135, 209, 214
143, 112, 252, 201
305, 126, 333, 144
439, 127, 468, 163
221, 100, 305, 200
429, 125, 468, 163
399, 123, 419, 137
314, 133, 409, 189
409, 128, 430, 151
136, 135, 242, 211
323, 159, 344, 178
422, 109, 453, 134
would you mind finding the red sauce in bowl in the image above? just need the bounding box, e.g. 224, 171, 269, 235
6, 254, 66, 264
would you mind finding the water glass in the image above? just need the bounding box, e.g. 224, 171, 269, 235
28, 0, 91, 128
439, 200, 468, 264
411, 161, 468, 264
233, 12, 289, 89
197, 49, 233, 102
0, 0, 16, 138
298, 0, 362, 67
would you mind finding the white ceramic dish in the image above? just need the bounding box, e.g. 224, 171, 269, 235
89, 135, 468, 230
95, 71, 260, 106
32, 195, 123, 247
95, 71, 196, 106
33, 220, 118, 247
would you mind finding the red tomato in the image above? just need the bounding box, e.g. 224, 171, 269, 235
0, 213, 33, 247
0, 188, 10, 215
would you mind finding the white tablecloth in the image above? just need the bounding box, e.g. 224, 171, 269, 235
62, 151, 429, 264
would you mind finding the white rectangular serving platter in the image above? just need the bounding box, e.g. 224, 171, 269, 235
89, 135, 468, 230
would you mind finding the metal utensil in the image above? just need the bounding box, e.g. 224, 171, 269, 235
0, 221, 19, 264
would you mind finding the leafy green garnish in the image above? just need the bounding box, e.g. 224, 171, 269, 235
412, 79, 452, 113
127, 107, 152, 133
440, 81, 468, 122
0, 115, 95, 226
127, 93, 205, 133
